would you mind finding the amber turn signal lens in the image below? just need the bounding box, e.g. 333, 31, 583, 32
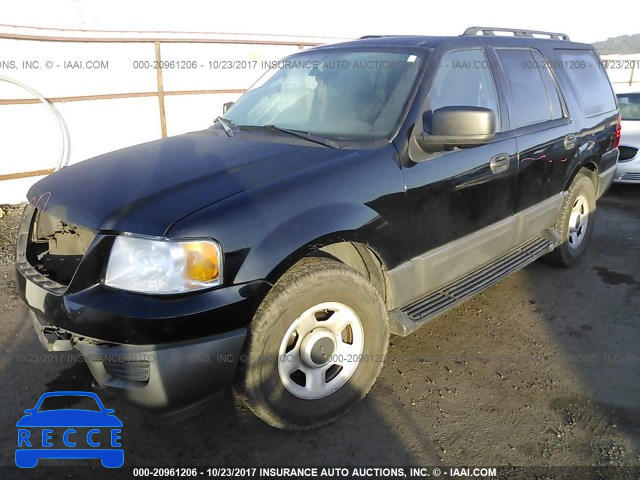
183, 242, 220, 282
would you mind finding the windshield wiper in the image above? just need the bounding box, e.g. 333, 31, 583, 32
215, 116, 237, 137
258, 124, 339, 148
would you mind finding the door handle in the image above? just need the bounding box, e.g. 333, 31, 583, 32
490, 154, 510, 174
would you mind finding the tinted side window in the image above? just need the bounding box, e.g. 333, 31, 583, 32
531, 51, 564, 120
496, 49, 553, 127
427, 49, 500, 125
617, 93, 640, 121
556, 50, 617, 116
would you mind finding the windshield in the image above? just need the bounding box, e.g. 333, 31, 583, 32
617, 93, 640, 121
224, 48, 426, 140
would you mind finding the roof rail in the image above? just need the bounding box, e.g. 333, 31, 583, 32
463, 26, 570, 41
359, 35, 388, 39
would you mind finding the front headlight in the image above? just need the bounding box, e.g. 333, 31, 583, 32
104, 233, 222, 294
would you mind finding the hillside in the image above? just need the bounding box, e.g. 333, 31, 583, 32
593, 34, 640, 55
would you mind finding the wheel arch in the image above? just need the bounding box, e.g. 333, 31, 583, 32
264, 237, 392, 310
318, 241, 390, 308
564, 157, 598, 192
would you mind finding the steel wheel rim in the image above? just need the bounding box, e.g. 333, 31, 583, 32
278, 301, 364, 400
568, 194, 589, 250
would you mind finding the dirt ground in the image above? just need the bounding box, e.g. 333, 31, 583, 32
0, 185, 639, 474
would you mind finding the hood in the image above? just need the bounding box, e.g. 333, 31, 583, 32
27, 128, 354, 236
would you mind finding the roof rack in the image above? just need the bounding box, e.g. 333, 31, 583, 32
463, 27, 570, 41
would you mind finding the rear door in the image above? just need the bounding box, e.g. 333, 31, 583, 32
491, 47, 577, 212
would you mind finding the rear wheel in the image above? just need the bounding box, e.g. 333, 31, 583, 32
544, 172, 596, 267
234, 256, 389, 430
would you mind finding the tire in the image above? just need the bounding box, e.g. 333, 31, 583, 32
234, 256, 389, 430
543, 172, 596, 267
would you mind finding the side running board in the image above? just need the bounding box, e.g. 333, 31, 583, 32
389, 234, 557, 336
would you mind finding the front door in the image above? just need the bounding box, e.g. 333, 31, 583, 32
404, 48, 518, 257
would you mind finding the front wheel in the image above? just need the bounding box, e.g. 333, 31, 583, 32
544, 172, 596, 267
234, 256, 389, 430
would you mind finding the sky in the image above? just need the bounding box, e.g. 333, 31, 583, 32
1, 0, 638, 44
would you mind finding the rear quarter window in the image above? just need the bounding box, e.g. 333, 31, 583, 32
555, 50, 617, 117
495, 48, 556, 128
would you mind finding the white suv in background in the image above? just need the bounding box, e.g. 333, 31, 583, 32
615, 89, 640, 183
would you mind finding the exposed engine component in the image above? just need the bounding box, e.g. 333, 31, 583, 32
27, 210, 95, 285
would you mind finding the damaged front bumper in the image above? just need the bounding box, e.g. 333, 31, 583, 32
15, 204, 262, 412
27, 309, 246, 411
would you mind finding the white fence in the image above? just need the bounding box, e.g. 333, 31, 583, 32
0, 27, 342, 204
1, 29, 638, 205
601, 53, 640, 90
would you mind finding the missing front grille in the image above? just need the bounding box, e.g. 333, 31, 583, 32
26, 210, 95, 286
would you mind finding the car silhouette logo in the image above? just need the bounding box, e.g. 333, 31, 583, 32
15, 391, 123, 468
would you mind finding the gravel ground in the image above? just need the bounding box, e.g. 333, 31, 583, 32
0, 205, 21, 313
0, 186, 638, 476
0, 205, 21, 264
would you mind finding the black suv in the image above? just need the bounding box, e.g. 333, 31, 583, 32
16, 27, 620, 429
